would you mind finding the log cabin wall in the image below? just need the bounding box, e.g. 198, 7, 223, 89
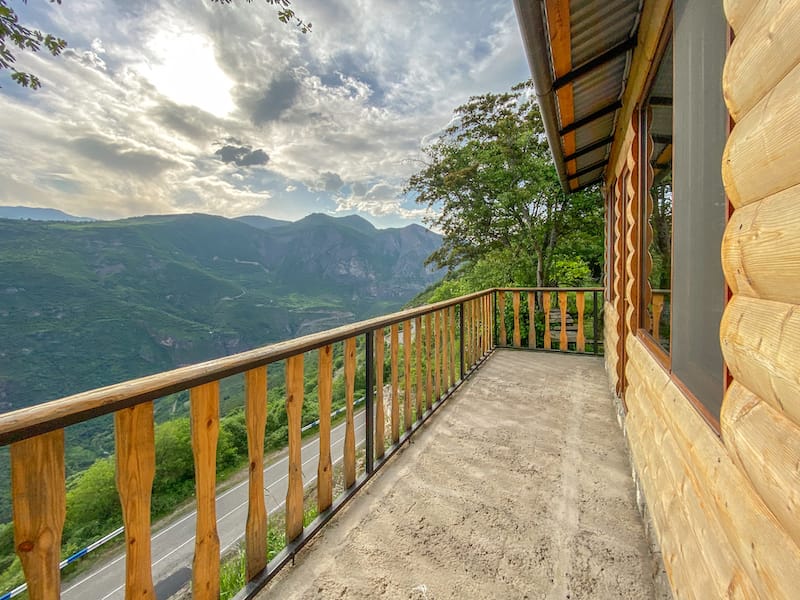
602, 0, 800, 597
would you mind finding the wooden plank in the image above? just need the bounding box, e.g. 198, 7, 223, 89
285, 355, 304, 542
344, 337, 357, 487
390, 324, 400, 443
190, 381, 220, 600
722, 183, 800, 304
441, 308, 450, 392
316, 346, 333, 511
415, 316, 423, 420
575, 292, 586, 352
463, 301, 471, 367
543, 292, 552, 349
528, 291, 536, 348
723, 0, 759, 35
403, 322, 412, 432
722, 381, 800, 547
723, 0, 800, 120
651, 294, 665, 342
115, 403, 156, 599
375, 330, 385, 458
434, 310, 441, 400
558, 291, 568, 351
473, 299, 480, 361
513, 291, 521, 347
720, 294, 800, 428
425, 313, 433, 410
244, 368, 268, 580
723, 61, 800, 208
11, 430, 65, 600
449, 305, 457, 384
498, 292, 507, 346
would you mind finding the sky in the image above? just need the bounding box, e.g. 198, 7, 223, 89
0, 0, 531, 228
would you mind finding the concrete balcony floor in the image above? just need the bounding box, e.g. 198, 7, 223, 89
261, 350, 656, 599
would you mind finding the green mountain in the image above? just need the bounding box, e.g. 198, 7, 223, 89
0, 212, 442, 412
0, 205, 92, 222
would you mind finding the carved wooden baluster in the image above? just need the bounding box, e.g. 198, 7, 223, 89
498, 292, 507, 346
528, 291, 536, 348
115, 403, 156, 598
403, 322, 412, 431
190, 381, 220, 600
472, 299, 479, 360
576, 292, 586, 353
425, 313, 433, 409
443, 307, 451, 391
375, 330, 386, 458
317, 347, 333, 511
513, 291, 521, 347
244, 368, 268, 580
559, 292, 569, 351
652, 293, 665, 342
11, 430, 66, 600
344, 337, 356, 487
415, 316, 423, 420
434, 310, 442, 400
543, 292, 552, 349
285, 355, 304, 542
390, 324, 400, 443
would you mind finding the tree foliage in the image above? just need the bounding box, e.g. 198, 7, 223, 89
408, 82, 603, 288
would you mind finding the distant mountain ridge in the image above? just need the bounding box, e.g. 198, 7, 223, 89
0, 212, 442, 412
0, 205, 92, 221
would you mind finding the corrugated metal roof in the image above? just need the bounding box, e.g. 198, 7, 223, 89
514, 0, 643, 192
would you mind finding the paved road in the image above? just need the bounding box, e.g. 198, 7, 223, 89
61, 413, 367, 600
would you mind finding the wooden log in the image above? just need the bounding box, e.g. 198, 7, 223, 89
723, 61, 800, 208
285, 355, 304, 542
11, 431, 65, 600
528, 291, 536, 348
316, 347, 333, 511
722, 183, 800, 304
190, 381, 220, 600
425, 313, 433, 410
344, 337, 356, 487
403, 322, 412, 431
434, 310, 441, 400
558, 291, 568, 351
722, 381, 800, 547
244, 368, 268, 580
390, 324, 400, 443
543, 292, 552, 349
575, 292, 586, 352
449, 305, 457, 384
498, 292, 507, 346
115, 402, 156, 598
651, 293, 665, 342
720, 294, 800, 428
628, 339, 800, 599
723, 0, 758, 35
375, 330, 385, 459
723, 0, 800, 121
513, 291, 521, 347
415, 316, 423, 420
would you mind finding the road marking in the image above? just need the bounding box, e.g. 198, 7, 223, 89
69, 417, 367, 598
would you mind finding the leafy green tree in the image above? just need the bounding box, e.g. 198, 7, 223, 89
408, 82, 603, 289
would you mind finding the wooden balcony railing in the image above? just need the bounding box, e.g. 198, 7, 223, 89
0, 287, 600, 600
495, 288, 604, 354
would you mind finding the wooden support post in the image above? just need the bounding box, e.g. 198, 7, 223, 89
190, 382, 220, 600
317, 346, 333, 511
115, 402, 156, 599
375, 330, 385, 458
543, 292, 552, 350
513, 291, 521, 347
498, 292, 507, 346
403, 322, 412, 432
559, 291, 569, 351
244, 368, 268, 580
415, 316, 423, 421
576, 292, 586, 353
390, 324, 400, 443
528, 291, 536, 348
425, 313, 433, 409
285, 355, 304, 542
434, 310, 441, 400
11, 430, 66, 600
344, 337, 356, 488
441, 309, 450, 392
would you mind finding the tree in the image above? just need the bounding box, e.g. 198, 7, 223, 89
1, 0, 309, 89
408, 82, 603, 289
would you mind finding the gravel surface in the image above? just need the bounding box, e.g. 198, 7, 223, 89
260, 350, 656, 599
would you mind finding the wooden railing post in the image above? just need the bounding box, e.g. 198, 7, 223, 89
390, 324, 400, 443
513, 291, 521, 347
576, 292, 586, 353
285, 355, 304, 542
403, 321, 412, 432
449, 305, 457, 387
317, 347, 333, 511
415, 316, 423, 421
528, 291, 536, 348
245, 368, 268, 580
543, 292, 552, 349
425, 313, 433, 410
190, 381, 220, 600
344, 337, 356, 488
115, 402, 156, 598
459, 302, 466, 380
434, 310, 441, 400
365, 333, 375, 474
375, 329, 386, 458
11, 430, 66, 600
558, 291, 569, 351
498, 292, 507, 346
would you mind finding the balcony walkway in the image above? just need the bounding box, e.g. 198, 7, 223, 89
260, 349, 657, 599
